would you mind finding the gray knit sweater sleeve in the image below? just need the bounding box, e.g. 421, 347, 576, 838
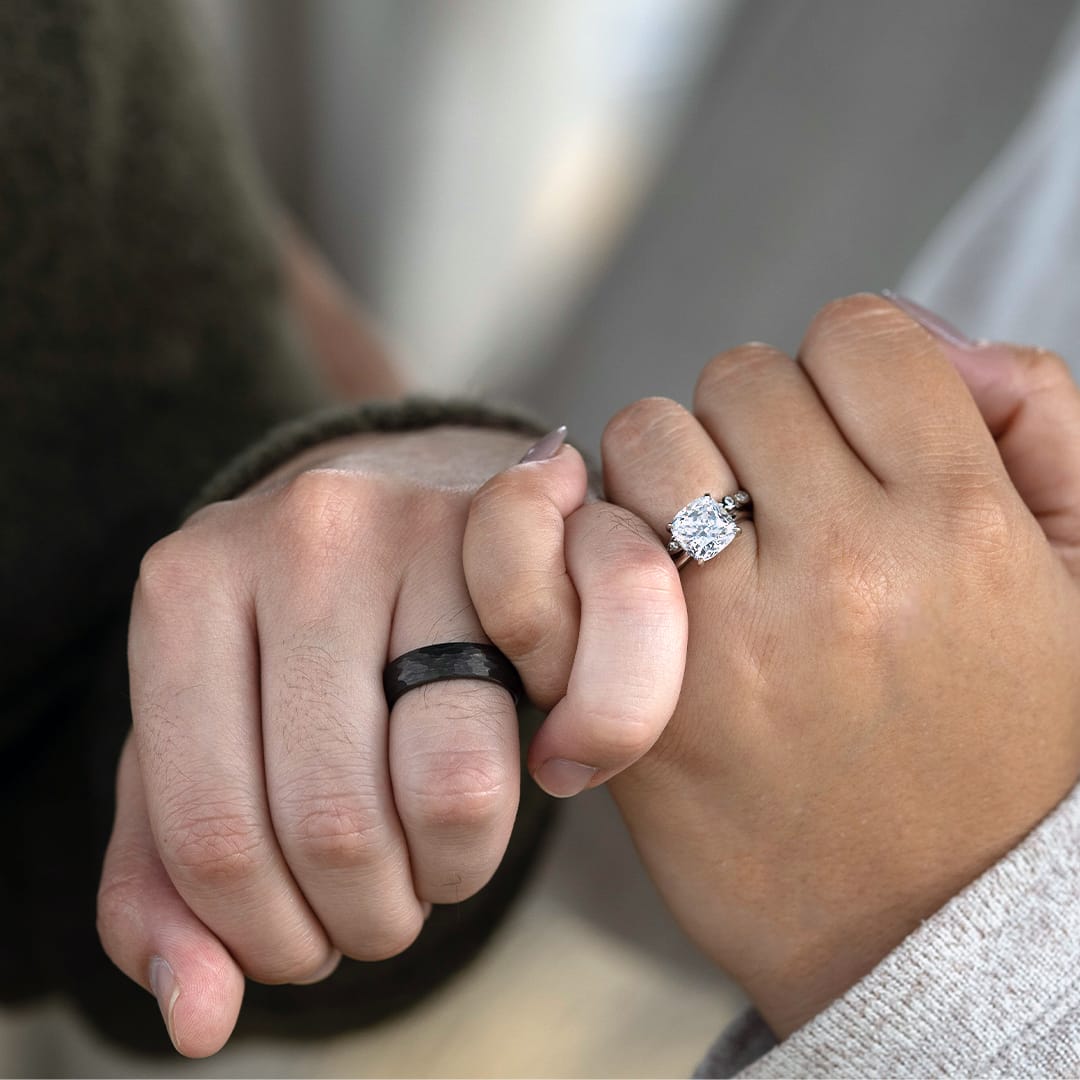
696, 780, 1080, 1078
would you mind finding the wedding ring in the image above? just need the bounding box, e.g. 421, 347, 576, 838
383, 642, 524, 708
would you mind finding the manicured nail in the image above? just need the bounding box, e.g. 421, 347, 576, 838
881, 290, 984, 349
519, 425, 568, 463
149, 956, 180, 1051
533, 758, 597, 798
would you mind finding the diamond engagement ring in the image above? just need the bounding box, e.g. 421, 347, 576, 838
667, 491, 751, 568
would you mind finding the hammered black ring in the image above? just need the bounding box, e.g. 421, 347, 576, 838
383, 642, 524, 709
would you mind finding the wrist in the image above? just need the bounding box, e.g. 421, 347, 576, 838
745, 916, 915, 1039
182, 395, 551, 522
244, 424, 541, 498
742, 842, 1015, 1038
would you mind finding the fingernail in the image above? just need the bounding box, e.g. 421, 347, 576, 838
533, 758, 597, 798
294, 949, 342, 985
881, 290, 985, 349
148, 956, 180, 1051
519, 425, 568, 463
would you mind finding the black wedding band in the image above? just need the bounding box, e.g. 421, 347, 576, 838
383, 642, 524, 709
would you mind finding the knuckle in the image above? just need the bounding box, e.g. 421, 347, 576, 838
95, 870, 143, 950
276, 469, 366, 569
578, 703, 658, 763
467, 477, 512, 535
940, 489, 1015, 565
348, 919, 423, 963
602, 396, 690, 458
470, 469, 531, 516
136, 532, 211, 609
616, 542, 681, 594
928, 444, 1011, 511
160, 802, 266, 888
694, 342, 788, 402
469, 487, 558, 561
477, 579, 563, 661
284, 794, 387, 872
178, 498, 236, 534
803, 292, 895, 349
590, 521, 681, 604
468, 479, 561, 567
801, 514, 904, 644
467, 487, 571, 665
256, 948, 334, 986
401, 747, 511, 835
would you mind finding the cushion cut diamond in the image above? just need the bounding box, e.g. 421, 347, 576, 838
669, 495, 738, 562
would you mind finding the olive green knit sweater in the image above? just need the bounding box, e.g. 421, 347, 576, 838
0, 0, 551, 1054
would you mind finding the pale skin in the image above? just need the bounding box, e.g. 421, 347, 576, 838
467, 293, 1080, 1038
96, 226, 685, 1056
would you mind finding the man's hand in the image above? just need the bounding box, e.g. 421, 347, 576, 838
93, 423, 676, 1057
595, 295, 1080, 1037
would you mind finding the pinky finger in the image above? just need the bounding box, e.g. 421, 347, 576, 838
465, 436, 589, 708
97, 735, 247, 1057
527, 501, 687, 797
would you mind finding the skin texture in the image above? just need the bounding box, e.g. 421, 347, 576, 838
466, 294, 1080, 1039
99, 422, 686, 1058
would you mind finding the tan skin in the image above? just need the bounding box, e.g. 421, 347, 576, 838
466, 294, 1080, 1038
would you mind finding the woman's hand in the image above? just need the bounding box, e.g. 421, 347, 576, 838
95, 423, 683, 1057
596, 295, 1080, 1037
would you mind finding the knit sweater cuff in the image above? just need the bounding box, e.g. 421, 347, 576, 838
182, 395, 553, 521
695, 778, 1080, 1078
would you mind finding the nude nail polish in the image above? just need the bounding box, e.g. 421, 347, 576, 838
519, 425, 568, 463
881, 290, 985, 349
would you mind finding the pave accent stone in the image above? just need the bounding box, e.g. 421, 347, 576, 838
668, 495, 738, 562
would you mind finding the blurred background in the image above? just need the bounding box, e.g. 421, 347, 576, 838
194, 0, 1080, 435
4, 0, 1080, 1076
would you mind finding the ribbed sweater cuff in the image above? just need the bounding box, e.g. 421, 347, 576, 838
696, 779, 1080, 1078
182, 395, 552, 521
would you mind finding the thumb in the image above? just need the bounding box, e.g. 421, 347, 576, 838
97, 735, 248, 1057
883, 293, 1080, 571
